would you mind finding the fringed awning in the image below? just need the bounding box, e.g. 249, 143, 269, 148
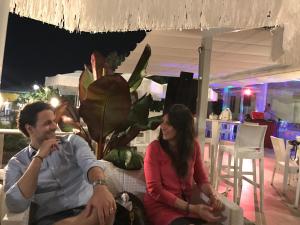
9, 0, 300, 66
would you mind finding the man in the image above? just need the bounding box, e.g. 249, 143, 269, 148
264, 103, 276, 121
4, 101, 116, 225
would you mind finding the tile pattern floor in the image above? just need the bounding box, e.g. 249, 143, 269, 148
207, 146, 300, 225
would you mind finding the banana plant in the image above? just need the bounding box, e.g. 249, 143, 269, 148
56, 45, 162, 162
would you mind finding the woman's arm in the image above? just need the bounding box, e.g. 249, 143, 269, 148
144, 143, 178, 206
144, 142, 222, 222
193, 141, 224, 211
193, 140, 210, 186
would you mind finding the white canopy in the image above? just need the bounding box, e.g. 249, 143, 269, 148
8, 0, 300, 66
117, 28, 300, 88
45, 71, 218, 101
45, 71, 81, 95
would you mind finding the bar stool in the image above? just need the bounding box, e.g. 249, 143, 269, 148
215, 124, 267, 211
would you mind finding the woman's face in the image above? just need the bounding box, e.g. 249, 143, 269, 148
160, 114, 177, 142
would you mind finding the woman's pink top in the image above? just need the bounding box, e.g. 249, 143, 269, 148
143, 140, 209, 225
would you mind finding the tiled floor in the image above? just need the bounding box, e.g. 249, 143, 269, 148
208, 146, 300, 225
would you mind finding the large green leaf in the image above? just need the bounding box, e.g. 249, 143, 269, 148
127, 45, 151, 93
113, 94, 153, 134
105, 96, 161, 150
110, 115, 162, 148
136, 115, 162, 131
55, 101, 80, 129
79, 66, 94, 102
79, 74, 131, 142
91, 51, 114, 79
103, 147, 143, 170
104, 125, 140, 152
127, 94, 152, 126
55, 101, 92, 146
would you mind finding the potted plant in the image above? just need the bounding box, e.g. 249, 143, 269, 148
55, 45, 162, 169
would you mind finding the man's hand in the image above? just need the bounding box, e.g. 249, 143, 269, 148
85, 185, 116, 225
190, 204, 223, 223
36, 138, 59, 158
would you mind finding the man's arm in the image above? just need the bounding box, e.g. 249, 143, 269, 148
5, 159, 32, 213
16, 157, 43, 199
87, 166, 106, 183
85, 166, 116, 225
70, 135, 116, 224
5, 138, 58, 213
17, 138, 58, 198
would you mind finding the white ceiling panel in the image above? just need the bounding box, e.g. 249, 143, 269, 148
117, 28, 300, 88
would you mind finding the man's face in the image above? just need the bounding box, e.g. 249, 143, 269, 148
27, 109, 57, 144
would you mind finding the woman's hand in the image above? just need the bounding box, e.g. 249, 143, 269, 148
209, 194, 225, 212
189, 204, 222, 223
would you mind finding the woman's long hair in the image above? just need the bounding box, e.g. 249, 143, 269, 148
159, 104, 195, 178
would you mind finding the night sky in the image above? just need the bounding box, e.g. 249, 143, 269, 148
1, 13, 146, 91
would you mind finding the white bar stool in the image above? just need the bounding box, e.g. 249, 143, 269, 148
215, 124, 267, 211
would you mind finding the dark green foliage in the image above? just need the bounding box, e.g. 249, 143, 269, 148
14, 87, 60, 106
0, 122, 28, 152
56, 45, 162, 164
106, 51, 126, 72
127, 45, 151, 93
4, 134, 28, 152
79, 74, 131, 141
146, 75, 169, 84
103, 147, 143, 170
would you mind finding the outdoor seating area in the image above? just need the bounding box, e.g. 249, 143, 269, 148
0, 122, 298, 224
0, 159, 244, 225
1, 1, 300, 225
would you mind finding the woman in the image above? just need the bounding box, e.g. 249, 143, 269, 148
144, 104, 223, 225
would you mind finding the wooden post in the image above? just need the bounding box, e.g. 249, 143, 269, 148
0, 0, 10, 82
0, 134, 4, 168
196, 37, 212, 158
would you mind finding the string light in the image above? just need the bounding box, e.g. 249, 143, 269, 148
50, 97, 60, 108
244, 88, 252, 96
33, 84, 40, 90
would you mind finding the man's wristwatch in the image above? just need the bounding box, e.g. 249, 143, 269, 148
92, 179, 107, 188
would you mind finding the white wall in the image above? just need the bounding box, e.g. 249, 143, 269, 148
267, 88, 300, 123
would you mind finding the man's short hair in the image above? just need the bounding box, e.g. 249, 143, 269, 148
17, 101, 54, 137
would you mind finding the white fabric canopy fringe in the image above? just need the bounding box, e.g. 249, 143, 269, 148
9, 0, 300, 66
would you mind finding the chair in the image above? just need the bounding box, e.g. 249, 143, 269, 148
270, 136, 298, 192
295, 170, 300, 208
1, 175, 30, 225
220, 123, 235, 141
215, 124, 267, 211
270, 136, 299, 208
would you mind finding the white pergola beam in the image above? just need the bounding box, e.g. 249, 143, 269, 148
196, 37, 212, 157
0, 0, 10, 84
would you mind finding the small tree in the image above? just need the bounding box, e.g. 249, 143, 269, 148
15, 86, 60, 107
